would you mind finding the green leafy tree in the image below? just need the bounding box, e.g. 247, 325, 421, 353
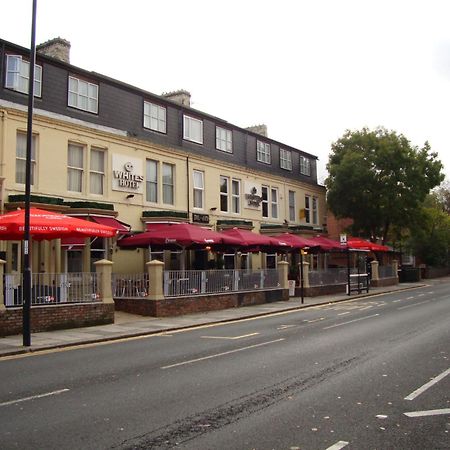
326, 127, 444, 243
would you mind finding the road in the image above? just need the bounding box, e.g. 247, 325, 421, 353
0, 281, 449, 450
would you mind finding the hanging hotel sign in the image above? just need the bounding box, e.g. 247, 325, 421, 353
244, 182, 262, 210
112, 155, 144, 193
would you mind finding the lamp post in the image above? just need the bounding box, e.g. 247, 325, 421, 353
23, 0, 37, 346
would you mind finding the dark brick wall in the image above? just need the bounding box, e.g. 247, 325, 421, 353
0, 303, 114, 337
114, 289, 289, 317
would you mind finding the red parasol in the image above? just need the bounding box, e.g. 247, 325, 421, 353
118, 222, 242, 249
0, 207, 117, 240
307, 235, 347, 252
347, 237, 390, 252
221, 228, 291, 250
273, 233, 321, 251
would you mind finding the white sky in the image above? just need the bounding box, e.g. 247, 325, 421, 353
3, 0, 450, 184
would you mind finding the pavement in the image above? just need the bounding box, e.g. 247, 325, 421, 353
0, 282, 427, 358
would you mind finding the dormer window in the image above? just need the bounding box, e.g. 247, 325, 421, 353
5, 55, 42, 97
68, 76, 98, 113
300, 156, 311, 176
183, 115, 203, 144
257, 140, 271, 164
144, 101, 166, 133
280, 149, 292, 170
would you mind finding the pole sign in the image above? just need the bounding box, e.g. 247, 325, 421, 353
340, 233, 347, 246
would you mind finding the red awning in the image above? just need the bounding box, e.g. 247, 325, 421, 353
60, 236, 86, 248
91, 216, 130, 234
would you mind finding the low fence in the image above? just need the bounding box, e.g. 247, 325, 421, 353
379, 265, 395, 279
112, 273, 149, 298
4, 272, 99, 307
163, 269, 280, 297
309, 268, 348, 287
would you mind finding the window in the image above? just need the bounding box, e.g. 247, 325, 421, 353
304, 195, 311, 223
68, 76, 98, 113
68, 143, 84, 192
289, 190, 296, 222
257, 141, 271, 164
271, 188, 279, 219
193, 170, 204, 209
220, 176, 229, 212
183, 115, 203, 144
216, 126, 232, 153
146, 159, 158, 203
162, 163, 174, 205
16, 132, 36, 185
144, 101, 166, 133
300, 156, 311, 176
312, 196, 318, 225
261, 186, 269, 218
90, 148, 104, 195
231, 179, 241, 214
280, 149, 292, 170
5, 55, 42, 97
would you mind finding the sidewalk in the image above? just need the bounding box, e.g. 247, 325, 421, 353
0, 282, 425, 358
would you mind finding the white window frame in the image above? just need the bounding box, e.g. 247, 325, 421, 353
300, 156, 311, 176
144, 101, 166, 133
304, 195, 311, 223
146, 159, 158, 203
193, 170, 204, 209
261, 185, 269, 218
162, 163, 175, 205
312, 196, 318, 225
5, 55, 42, 97
67, 143, 84, 193
183, 115, 203, 144
280, 149, 292, 170
216, 126, 232, 153
288, 190, 296, 222
16, 132, 36, 185
257, 140, 271, 164
271, 187, 279, 219
89, 147, 105, 195
231, 179, 241, 214
68, 76, 98, 113
220, 176, 229, 213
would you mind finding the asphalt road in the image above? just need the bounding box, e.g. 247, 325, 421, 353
0, 281, 449, 450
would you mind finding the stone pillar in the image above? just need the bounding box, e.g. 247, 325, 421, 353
370, 260, 379, 281
0, 259, 5, 312
278, 261, 289, 289
94, 259, 114, 304
299, 261, 310, 288
54, 239, 62, 273
392, 260, 399, 279
147, 260, 165, 300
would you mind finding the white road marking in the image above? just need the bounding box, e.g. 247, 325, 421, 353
359, 305, 374, 310
398, 300, 430, 310
277, 325, 296, 330
404, 367, 450, 400
392, 299, 403, 303
407, 296, 415, 299
200, 332, 259, 340
161, 338, 285, 369
306, 317, 325, 323
325, 441, 349, 450
338, 312, 351, 316
0, 388, 70, 407
404, 408, 450, 417
418, 293, 426, 297
323, 314, 380, 330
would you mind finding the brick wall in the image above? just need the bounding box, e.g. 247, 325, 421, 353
115, 289, 289, 317
0, 303, 114, 337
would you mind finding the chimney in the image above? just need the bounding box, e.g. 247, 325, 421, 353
162, 90, 191, 107
37, 37, 71, 63
246, 124, 268, 137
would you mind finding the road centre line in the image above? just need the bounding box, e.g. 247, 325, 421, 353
398, 300, 430, 310
404, 408, 450, 417
161, 338, 285, 369
201, 332, 259, 340
323, 314, 380, 330
404, 367, 450, 400
325, 441, 349, 450
306, 317, 325, 323
0, 388, 70, 407
338, 312, 351, 316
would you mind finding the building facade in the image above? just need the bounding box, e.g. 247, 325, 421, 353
0, 37, 326, 274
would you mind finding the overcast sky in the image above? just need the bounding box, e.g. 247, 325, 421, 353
3, 0, 450, 184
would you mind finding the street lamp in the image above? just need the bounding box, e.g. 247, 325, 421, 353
23, 0, 37, 346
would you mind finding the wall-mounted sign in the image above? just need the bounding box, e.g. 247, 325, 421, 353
244, 182, 262, 210
112, 155, 144, 193
192, 213, 210, 224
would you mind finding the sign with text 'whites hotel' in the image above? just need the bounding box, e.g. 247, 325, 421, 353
244, 182, 263, 210
112, 155, 144, 194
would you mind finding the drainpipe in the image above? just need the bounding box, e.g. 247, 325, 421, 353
0, 109, 7, 214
